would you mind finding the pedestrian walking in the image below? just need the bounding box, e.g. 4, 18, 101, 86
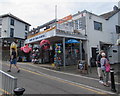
100, 52, 110, 87
96, 50, 104, 83
8, 48, 20, 73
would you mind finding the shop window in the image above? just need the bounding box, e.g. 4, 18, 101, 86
116, 25, 120, 34
10, 28, 14, 37
10, 19, 14, 26
94, 21, 102, 31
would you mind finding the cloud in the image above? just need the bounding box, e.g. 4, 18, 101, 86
0, 0, 119, 29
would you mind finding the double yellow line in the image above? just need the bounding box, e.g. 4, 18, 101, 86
2, 63, 110, 95
0, 88, 11, 96
20, 67, 106, 94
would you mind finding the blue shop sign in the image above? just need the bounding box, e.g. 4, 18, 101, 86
29, 34, 45, 42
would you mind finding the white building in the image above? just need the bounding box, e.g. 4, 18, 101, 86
0, 13, 31, 60
25, 5, 120, 66
100, 6, 120, 64
0, 13, 31, 47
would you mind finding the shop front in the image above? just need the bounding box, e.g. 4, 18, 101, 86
25, 27, 87, 67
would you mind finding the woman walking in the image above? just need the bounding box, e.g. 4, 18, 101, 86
100, 52, 110, 87
8, 48, 20, 73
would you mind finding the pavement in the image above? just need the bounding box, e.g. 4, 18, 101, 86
25, 62, 120, 83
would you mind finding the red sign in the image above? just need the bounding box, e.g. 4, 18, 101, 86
57, 15, 72, 24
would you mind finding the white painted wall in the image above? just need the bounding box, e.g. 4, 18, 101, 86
106, 12, 119, 44
106, 11, 120, 64
14, 19, 26, 38
1, 17, 9, 37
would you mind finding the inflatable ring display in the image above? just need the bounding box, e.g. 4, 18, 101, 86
40, 40, 50, 50
21, 44, 32, 53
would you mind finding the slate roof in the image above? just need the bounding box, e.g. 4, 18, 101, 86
100, 9, 120, 20
0, 13, 31, 26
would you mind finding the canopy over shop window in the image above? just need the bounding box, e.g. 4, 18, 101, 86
65, 39, 79, 44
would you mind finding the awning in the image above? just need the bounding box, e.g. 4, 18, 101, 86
65, 39, 79, 44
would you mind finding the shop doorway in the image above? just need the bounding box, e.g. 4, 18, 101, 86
90, 47, 97, 67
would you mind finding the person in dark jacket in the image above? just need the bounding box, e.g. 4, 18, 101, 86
96, 50, 104, 83
8, 48, 20, 73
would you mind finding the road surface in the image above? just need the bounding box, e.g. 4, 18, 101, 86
1, 61, 117, 95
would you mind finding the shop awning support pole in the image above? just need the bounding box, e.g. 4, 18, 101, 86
63, 37, 66, 68
80, 40, 82, 61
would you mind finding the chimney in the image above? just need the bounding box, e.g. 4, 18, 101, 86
113, 5, 119, 11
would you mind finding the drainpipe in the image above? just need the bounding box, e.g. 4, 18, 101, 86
79, 40, 82, 61
55, 5, 57, 36
63, 37, 66, 68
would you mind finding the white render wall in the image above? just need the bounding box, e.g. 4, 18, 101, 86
1, 17, 9, 37
106, 11, 120, 64
106, 11, 119, 44
86, 13, 111, 48
13, 18, 26, 39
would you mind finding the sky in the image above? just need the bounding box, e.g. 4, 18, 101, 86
0, 0, 119, 29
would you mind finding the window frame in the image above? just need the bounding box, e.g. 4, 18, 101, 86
10, 19, 14, 26
94, 21, 102, 31
0, 18, 2, 25
116, 25, 120, 34
74, 20, 79, 29
25, 25, 28, 31
0, 28, 1, 37
10, 28, 14, 37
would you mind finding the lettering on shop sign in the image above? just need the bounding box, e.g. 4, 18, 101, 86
29, 35, 45, 42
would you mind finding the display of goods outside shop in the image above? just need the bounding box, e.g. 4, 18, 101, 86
20, 44, 32, 53
40, 40, 50, 50
54, 43, 62, 66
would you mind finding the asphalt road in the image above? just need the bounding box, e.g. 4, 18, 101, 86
1, 61, 118, 95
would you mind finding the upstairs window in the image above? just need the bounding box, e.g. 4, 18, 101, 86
116, 25, 120, 34
10, 28, 14, 37
10, 19, 14, 26
0, 18, 2, 25
25, 25, 28, 31
74, 20, 79, 29
94, 21, 102, 31
0, 28, 1, 37
25, 32, 27, 39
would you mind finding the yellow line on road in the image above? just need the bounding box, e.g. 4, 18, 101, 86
0, 88, 11, 95
4, 63, 109, 95
20, 67, 106, 94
